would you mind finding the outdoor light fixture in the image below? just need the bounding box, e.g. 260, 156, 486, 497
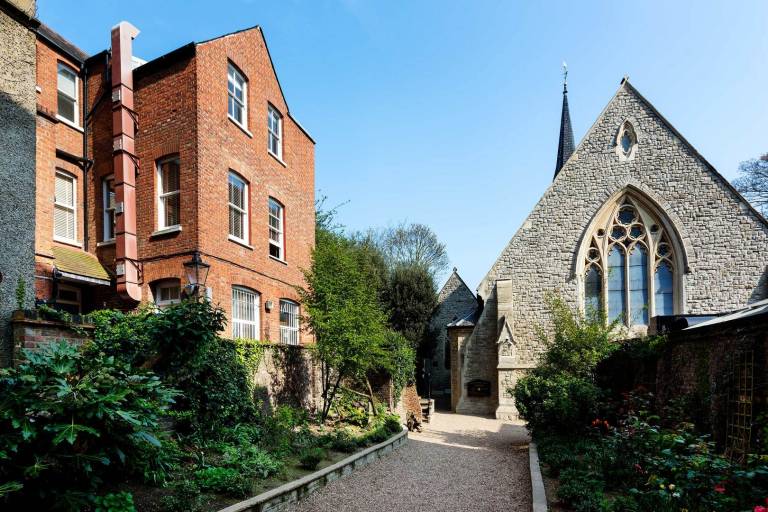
265, 300, 274, 312
183, 251, 210, 297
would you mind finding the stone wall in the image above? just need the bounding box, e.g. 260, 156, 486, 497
0, 2, 37, 366
428, 270, 478, 406
461, 80, 768, 417
251, 344, 324, 414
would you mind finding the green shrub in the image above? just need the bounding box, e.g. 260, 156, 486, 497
330, 430, 358, 453
298, 447, 325, 470
514, 373, 603, 435
92, 491, 136, 512
383, 414, 402, 434
194, 467, 251, 497
0, 341, 176, 510
159, 479, 204, 512
556, 468, 605, 512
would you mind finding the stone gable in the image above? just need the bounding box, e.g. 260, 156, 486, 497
428, 270, 478, 403
456, 80, 768, 417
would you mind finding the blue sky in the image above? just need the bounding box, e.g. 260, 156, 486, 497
38, 1, 768, 290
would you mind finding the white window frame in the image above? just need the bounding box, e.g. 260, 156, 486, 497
228, 63, 248, 128
267, 105, 282, 159
102, 174, 116, 241
228, 172, 249, 244
279, 299, 300, 345
157, 157, 181, 230
231, 286, 260, 340
268, 197, 284, 261
57, 62, 79, 127
54, 170, 77, 244
56, 283, 82, 314
154, 279, 181, 308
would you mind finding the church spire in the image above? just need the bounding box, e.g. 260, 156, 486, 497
554, 62, 575, 179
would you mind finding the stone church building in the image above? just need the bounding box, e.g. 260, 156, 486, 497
447, 77, 768, 418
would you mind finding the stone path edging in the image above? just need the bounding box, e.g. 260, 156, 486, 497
216, 428, 409, 512
529, 442, 547, 512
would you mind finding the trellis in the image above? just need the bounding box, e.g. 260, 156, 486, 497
725, 349, 754, 464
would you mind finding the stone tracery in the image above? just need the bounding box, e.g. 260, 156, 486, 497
583, 195, 678, 326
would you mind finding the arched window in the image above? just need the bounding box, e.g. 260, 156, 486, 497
616, 121, 637, 161
581, 195, 680, 327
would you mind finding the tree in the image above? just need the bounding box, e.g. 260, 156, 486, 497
733, 153, 768, 216
299, 228, 389, 421
372, 222, 449, 280
384, 264, 437, 350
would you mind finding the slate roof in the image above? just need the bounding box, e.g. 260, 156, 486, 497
447, 308, 480, 328
37, 22, 88, 63
52, 246, 111, 284
554, 80, 575, 179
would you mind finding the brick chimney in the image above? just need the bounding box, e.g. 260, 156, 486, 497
111, 21, 141, 302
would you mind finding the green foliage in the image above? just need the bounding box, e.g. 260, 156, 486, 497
14, 276, 25, 310
298, 447, 325, 470
536, 393, 768, 512
92, 491, 136, 512
0, 341, 176, 510
300, 228, 390, 420
87, 300, 259, 436
514, 296, 617, 434
380, 331, 416, 403
384, 264, 437, 349
194, 467, 251, 497
37, 303, 74, 323
515, 373, 603, 435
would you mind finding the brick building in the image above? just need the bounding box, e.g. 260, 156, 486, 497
29, 20, 315, 345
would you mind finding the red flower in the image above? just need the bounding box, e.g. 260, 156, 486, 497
714, 484, 726, 494
753, 506, 767, 512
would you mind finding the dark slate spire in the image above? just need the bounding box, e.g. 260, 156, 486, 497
554, 63, 575, 179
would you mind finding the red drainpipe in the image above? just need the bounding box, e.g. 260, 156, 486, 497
111, 22, 142, 303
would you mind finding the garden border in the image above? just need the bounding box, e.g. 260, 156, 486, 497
217, 427, 409, 512
529, 442, 547, 512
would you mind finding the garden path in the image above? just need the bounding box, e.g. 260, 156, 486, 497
287, 412, 532, 512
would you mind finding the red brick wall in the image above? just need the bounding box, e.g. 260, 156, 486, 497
34, 38, 86, 301
32, 26, 316, 344
12, 316, 93, 363
190, 28, 315, 343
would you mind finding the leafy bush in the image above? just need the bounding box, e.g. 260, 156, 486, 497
0, 341, 176, 510
194, 467, 251, 497
514, 373, 603, 435
92, 491, 136, 512
556, 468, 605, 512
298, 447, 325, 470
329, 430, 358, 453
513, 296, 618, 435
88, 300, 260, 436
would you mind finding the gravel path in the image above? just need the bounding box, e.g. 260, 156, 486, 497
288, 412, 532, 512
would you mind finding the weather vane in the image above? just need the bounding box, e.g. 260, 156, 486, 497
562, 61, 568, 92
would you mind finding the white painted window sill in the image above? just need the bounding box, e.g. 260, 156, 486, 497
56, 115, 84, 132
269, 255, 287, 265
97, 239, 116, 247
229, 116, 253, 138
268, 150, 287, 167
228, 235, 253, 250
53, 236, 82, 248
151, 225, 182, 238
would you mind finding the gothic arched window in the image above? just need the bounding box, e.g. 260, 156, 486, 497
581, 195, 679, 326
616, 121, 637, 161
